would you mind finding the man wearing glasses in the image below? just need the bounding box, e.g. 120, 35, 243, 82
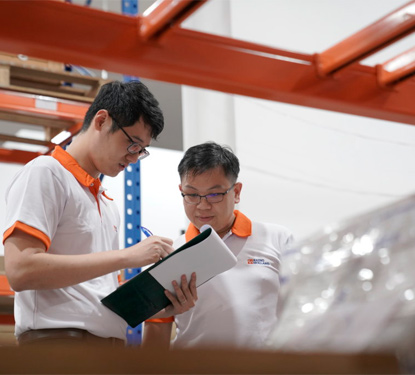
3, 80, 197, 346
143, 141, 293, 349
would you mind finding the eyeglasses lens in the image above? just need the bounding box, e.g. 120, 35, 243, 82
184, 194, 223, 204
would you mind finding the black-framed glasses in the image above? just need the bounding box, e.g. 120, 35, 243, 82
181, 184, 235, 205
111, 117, 150, 160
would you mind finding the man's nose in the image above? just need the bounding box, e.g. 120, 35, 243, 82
197, 196, 212, 208
126, 152, 141, 164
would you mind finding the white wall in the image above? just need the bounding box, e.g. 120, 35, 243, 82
181, 0, 415, 240
0, 147, 186, 255
140, 147, 188, 239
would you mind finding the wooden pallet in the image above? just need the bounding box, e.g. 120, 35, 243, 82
0, 54, 104, 160
0, 53, 107, 103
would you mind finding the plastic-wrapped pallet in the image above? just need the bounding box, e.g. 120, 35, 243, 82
268, 194, 415, 369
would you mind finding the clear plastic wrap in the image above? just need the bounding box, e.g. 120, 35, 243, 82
269, 194, 415, 369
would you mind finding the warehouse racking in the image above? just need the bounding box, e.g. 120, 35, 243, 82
0, 0, 413, 371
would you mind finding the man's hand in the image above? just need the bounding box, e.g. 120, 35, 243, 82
153, 272, 198, 318
128, 236, 175, 267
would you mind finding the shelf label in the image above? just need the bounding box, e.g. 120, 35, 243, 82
35, 96, 58, 111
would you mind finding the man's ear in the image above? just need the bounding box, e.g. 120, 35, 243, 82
93, 109, 109, 131
179, 184, 182, 192
234, 182, 242, 204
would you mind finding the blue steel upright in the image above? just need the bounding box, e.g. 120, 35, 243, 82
124, 162, 143, 346
122, 0, 140, 83
122, 0, 141, 346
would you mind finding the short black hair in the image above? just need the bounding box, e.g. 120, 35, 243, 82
178, 141, 240, 182
82, 80, 164, 139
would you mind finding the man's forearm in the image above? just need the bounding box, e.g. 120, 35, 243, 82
142, 321, 173, 350
5, 242, 127, 291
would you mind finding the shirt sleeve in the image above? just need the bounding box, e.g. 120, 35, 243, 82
3, 159, 66, 250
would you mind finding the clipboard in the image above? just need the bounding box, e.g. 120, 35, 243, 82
101, 226, 237, 327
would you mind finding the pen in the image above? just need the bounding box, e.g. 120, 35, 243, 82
140, 226, 153, 238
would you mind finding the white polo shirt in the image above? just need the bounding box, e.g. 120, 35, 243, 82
3, 146, 127, 340
171, 210, 294, 349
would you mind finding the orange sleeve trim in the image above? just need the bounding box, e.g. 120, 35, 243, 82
0, 275, 14, 296
185, 223, 200, 242
3, 221, 51, 251
145, 317, 174, 324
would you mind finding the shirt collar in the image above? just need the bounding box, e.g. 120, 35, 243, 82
51, 146, 102, 196
185, 210, 252, 242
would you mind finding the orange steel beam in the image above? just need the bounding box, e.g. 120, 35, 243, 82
0, 275, 14, 326
0, 149, 43, 164
44, 121, 84, 155
0, 275, 13, 296
0, 90, 88, 123
378, 47, 415, 86
0, 91, 86, 164
0, 315, 14, 325
140, 0, 208, 41
0, 1, 415, 127
316, 1, 415, 76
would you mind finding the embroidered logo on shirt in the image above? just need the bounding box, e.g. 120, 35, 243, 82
247, 258, 271, 265
113, 225, 118, 233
